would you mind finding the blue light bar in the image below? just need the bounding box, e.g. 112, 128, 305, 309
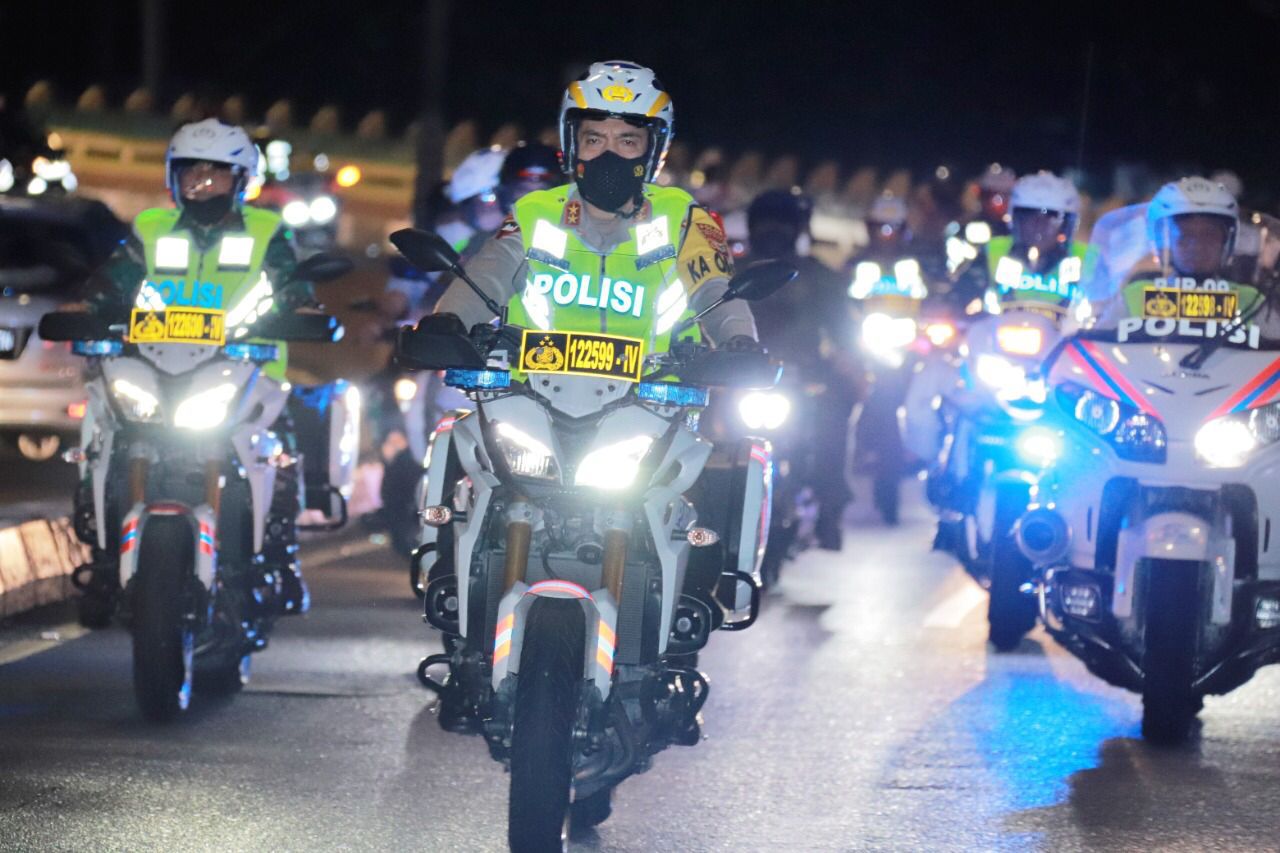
72, 340, 122, 356
637, 382, 709, 408
445, 368, 511, 390
224, 343, 280, 362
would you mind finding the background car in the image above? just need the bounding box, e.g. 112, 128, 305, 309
0, 194, 125, 459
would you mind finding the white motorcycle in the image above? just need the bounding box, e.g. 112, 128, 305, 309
1018, 205, 1280, 743
38, 254, 357, 720
929, 308, 1062, 649
393, 230, 788, 850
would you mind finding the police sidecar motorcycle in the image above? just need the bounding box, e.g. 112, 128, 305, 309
394, 229, 790, 848
1020, 203, 1280, 744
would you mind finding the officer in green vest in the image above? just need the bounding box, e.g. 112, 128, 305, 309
84, 119, 319, 615
955, 170, 1087, 320
433, 59, 757, 350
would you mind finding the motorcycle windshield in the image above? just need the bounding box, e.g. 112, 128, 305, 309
1069, 203, 1280, 351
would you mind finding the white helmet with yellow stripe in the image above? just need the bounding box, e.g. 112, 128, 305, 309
559, 60, 674, 181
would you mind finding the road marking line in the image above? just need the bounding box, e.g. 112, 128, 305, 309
922, 583, 987, 629
0, 621, 89, 666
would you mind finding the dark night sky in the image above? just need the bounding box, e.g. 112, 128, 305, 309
5, 2, 1280, 191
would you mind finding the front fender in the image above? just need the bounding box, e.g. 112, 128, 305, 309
492, 580, 619, 701
118, 501, 218, 592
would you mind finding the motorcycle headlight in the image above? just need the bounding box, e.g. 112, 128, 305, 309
173, 383, 238, 430
111, 378, 162, 422
861, 313, 917, 366
738, 391, 791, 431
308, 195, 338, 224
1195, 401, 1280, 468
975, 354, 1026, 391
995, 325, 1044, 357
575, 435, 655, 491
492, 421, 558, 481
1057, 383, 1166, 463
282, 200, 311, 227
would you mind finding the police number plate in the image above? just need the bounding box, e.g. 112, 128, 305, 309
129, 308, 226, 346
519, 330, 645, 382
1142, 288, 1239, 321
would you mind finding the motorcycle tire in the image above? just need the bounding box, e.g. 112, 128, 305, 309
508, 598, 585, 852
132, 517, 195, 722
988, 484, 1038, 652
1141, 558, 1202, 746
570, 786, 614, 832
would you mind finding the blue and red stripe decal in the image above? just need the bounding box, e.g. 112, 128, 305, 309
120, 519, 139, 555
1064, 340, 1159, 417
198, 522, 215, 556
1206, 355, 1280, 420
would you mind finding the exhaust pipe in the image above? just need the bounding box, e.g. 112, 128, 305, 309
1016, 508, 1070, 565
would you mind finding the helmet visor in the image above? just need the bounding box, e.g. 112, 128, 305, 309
1165, 213, 1234, 278
174, 160, 235, 201
1012, 207, 1067, 256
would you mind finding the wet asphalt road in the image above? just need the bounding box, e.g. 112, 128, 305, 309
3, 484, 1280, 852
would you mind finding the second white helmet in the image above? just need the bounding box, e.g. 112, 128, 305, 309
165, 118, 259, 195
1010, 171, 1080, 216
1148, 176, 1238, 224
447, 146, 506, 204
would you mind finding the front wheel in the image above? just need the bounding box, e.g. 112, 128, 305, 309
508, 598, 585, 853
1142, 559, 1203, 745
988, 484, 1037, 652
131, 517, 196, 721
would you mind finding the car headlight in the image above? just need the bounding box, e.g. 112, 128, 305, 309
492, 421, 558, 481
173, 383, 238, 430
575, 435, 655, 490
1057, 383, 1166, 463
738, 391, 791, 431
282, 200, 311, 227
308, 195, 338, 224
111, 378, 162, 422
1195, 401, 1280, 468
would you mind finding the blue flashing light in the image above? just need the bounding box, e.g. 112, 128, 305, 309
224, 343, 280, 362
72, 340, 122, 357
637, 382, 709, 408
445, 368, 511, 390
1016, 426, 1063, 467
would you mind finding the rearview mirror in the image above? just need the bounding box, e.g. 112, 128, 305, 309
292, 253, 353, 283
395, 313, 486, 370
725, 260, 797, 302
679, 348, 781, 389
390, 229, 461, 274
38, 311, 112, 342
252, 312, 344, 342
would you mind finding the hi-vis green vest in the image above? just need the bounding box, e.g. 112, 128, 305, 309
986, 236, 1087, 315
506, 184, 701, 359
131, 207, 288, 379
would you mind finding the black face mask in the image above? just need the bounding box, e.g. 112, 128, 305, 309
574, 150, 646, 213
182, 194, 234, 227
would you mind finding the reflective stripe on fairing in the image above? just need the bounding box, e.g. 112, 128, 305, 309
1206, 355, 1280, 420
525, 579, 593, 600
120, 519, 140, 555
1065, 340, 1159, 418
493, 613, 515, 663
596, 619, 616, 676
198, 522, 215, 556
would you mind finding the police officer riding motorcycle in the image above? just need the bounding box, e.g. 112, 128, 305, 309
55, 119, 353, 717
397, 61, 782, 850
910, 171, 1084, 648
